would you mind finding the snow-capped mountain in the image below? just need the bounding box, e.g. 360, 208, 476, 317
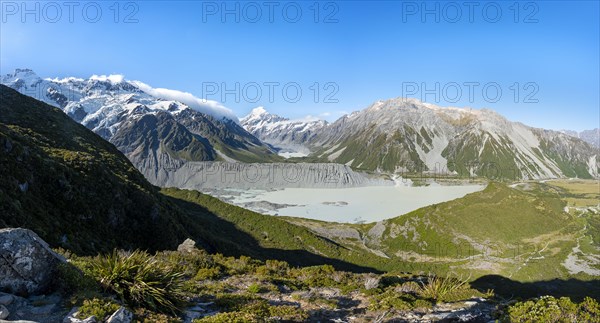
245, 98, 599, 179
1, 69, 280, 172
561, 129, 600, 148
241, 107, 328, 157
4, 69, 597, 180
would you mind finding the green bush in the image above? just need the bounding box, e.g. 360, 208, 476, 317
76, 298, 121, 321
255, 259, 290, 277
195, 267, 223, 281
290, 265, 337, 287
368, 288, 432, 311
506, 296, 600, 323
194, 311, 258, 323
87, 250, 185, 314
55, 261, 98, 295
247, 283, 263, 294
158, 250, 216, 278
268, 305, 308, 321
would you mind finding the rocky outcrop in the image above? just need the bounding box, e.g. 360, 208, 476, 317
106, 307, 133, 323
138, 161, 392, 190
177, 239, 197, 253
0, 228, 66, 296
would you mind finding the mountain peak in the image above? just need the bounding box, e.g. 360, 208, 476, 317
1, 68, 42, 90
250, 106, 268, 116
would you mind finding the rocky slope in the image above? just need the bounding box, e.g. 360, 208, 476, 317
562, 128, 600, 148
146, 162, 391, 190
245, 99, 599, 179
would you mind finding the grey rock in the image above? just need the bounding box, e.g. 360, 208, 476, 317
184, 310, 203, 323
63, 307, 98, 323
106, 307, 132, 323
3, 138, 12, 153
0, 305, 9, 320
0, 228, 66, 296
62, 307, 97, 323
177, 239, 197, 253
29, 303, 55, 315
18, 182, 28, 193
0, 294, 13, 305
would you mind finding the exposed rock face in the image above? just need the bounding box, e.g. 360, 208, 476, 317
140, 161, 392, 190
177, 239, 197, 253
0, 228, 66, 296
106, 307, 133, 323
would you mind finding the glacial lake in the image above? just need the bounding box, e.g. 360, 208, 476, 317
227, 184, 485, 223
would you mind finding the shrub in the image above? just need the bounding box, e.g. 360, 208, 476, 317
194, 312, 258, 323
55, 261, 98, 295
158, 249, 215, 278
134, 307, 186, 322
255, 259, 290, 277
268, 305, 309, 321
506, 296, 600, 323
368, 288, 432, 311
395, 281, 421, 294
87, 250, 185, 314
76, 298, 120, 321
195, 267, 223, 281
247, 283, 263, 294
291, 265, 336, 287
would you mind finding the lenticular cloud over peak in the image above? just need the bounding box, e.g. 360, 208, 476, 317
131, 80, 238, 122
90, 74, 126, 83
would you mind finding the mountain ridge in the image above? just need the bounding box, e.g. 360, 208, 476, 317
1, 69, 281, 166
243, 99, 599, 179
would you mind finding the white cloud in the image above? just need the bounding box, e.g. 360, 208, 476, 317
292, 115, 321, 123
90, 74, 125, 83
45, 76, 85, 83
130, 80, 238, 122
318, 110, 349, 122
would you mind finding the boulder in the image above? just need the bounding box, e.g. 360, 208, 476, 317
106, 307, 132, 323
0, 228, 66, 296
177, 238, 197, 253
0, 305, 9, 320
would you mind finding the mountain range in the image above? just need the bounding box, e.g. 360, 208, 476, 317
242, 99, 600, 180
1, 69, 282, 169
3, 69, 598, 181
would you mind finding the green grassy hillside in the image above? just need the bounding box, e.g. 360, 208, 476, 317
0, 85, 199, 254
0, 85, 375, 271
286, 182, 597, 282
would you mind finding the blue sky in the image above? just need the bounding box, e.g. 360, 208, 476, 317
1, 0, 598, 131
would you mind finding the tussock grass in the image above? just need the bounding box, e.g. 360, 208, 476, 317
88, 250, 185, 314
